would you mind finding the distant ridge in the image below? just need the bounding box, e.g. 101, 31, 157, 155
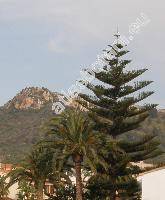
3, 87, 59, 110
0, 87, 59, 163
0, 87, 165, 164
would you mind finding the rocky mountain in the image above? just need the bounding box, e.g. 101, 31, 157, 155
0, 87, 165, 164
4, 87, 59, 110
0, 87, 60, 163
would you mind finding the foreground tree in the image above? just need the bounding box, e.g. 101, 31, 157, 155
16, 180, 36, 200
45, 108, 106, 200
78, 34, 161, 199
49, 185, 76, 200
0, 176, 9, 199
85, 145, 142, 199
7, 147, 55, 200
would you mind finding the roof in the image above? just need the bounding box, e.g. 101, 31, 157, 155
0, 163, 13, 173
138, 166, 165, 177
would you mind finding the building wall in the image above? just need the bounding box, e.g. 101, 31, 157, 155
138, 168, 165, 200
0, 171, 18, 200
8, 181, 18, 200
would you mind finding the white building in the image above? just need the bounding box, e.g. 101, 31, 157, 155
138, 166, 165, 200
1, 162, 165, 200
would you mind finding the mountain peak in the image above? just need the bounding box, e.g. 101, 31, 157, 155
4, 87, 59, 110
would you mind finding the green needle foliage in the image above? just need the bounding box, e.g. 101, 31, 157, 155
78, 35, 161, 199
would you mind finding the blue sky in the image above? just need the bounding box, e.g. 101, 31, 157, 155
0, 0, 164, 108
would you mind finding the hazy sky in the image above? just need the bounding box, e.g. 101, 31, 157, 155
0, 0, 164, 108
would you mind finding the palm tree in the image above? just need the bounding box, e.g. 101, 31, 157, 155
17, 180, 36, 200
0, 175, 9, 199
7, 147, 59, 200
45, 108, 106, 200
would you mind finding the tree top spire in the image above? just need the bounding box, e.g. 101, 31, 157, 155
114, 26, 120, 42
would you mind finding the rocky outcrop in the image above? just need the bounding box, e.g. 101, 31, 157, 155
4, 87, 59, 110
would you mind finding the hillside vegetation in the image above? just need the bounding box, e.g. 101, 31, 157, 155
0, 87, 164, 164
0, 87, 57, 163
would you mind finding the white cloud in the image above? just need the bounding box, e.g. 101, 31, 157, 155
0, 0, 164, 56
0, 0, 164, 107
0, 0, 162, 37
48, 36, 67, 53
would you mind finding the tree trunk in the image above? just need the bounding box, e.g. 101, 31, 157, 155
36, 185, 44, 200
73, 154, 83, 200
110, 193, 116, 200
110, 190, 117, 200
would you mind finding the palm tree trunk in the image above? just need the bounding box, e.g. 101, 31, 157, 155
110, 190, 117, 200
74, 154, 83, 200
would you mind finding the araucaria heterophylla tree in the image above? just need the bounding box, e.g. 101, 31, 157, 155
78, 34, 161, 199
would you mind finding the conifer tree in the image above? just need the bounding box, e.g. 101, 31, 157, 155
78, 34, 161, 199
